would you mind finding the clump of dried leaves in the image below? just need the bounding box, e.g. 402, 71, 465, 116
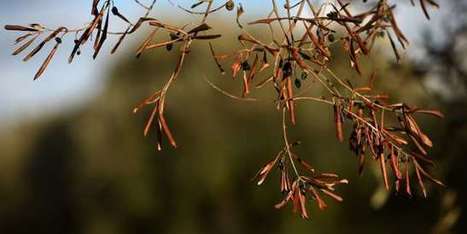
5, 0, 444, 219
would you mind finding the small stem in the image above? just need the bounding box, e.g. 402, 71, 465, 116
325, 68, 397, 112
292, 96, 335, 105
282, 108, 301, 180
271, 0, 291, 45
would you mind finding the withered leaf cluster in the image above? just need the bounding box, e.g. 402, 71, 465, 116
5, 0, 443, 219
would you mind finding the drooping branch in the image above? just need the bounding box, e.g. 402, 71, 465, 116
4, 0, 444, 219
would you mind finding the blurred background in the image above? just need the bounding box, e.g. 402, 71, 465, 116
0, 0, 466, 233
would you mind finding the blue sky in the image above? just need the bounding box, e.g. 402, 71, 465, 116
0, 0, 444, 128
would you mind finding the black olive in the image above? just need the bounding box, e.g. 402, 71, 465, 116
282, 61, 292, 77
111, 6, 119, 15
294, 78, 301, 88
225, 0, 235, 11
327, 11, 338, 19
327, 33, 335, 42
378, 31, 385, 38
299, 51, 311, 60
55, 37, 62, 44
166, 43, 173, 51
241, 61, 251, 71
